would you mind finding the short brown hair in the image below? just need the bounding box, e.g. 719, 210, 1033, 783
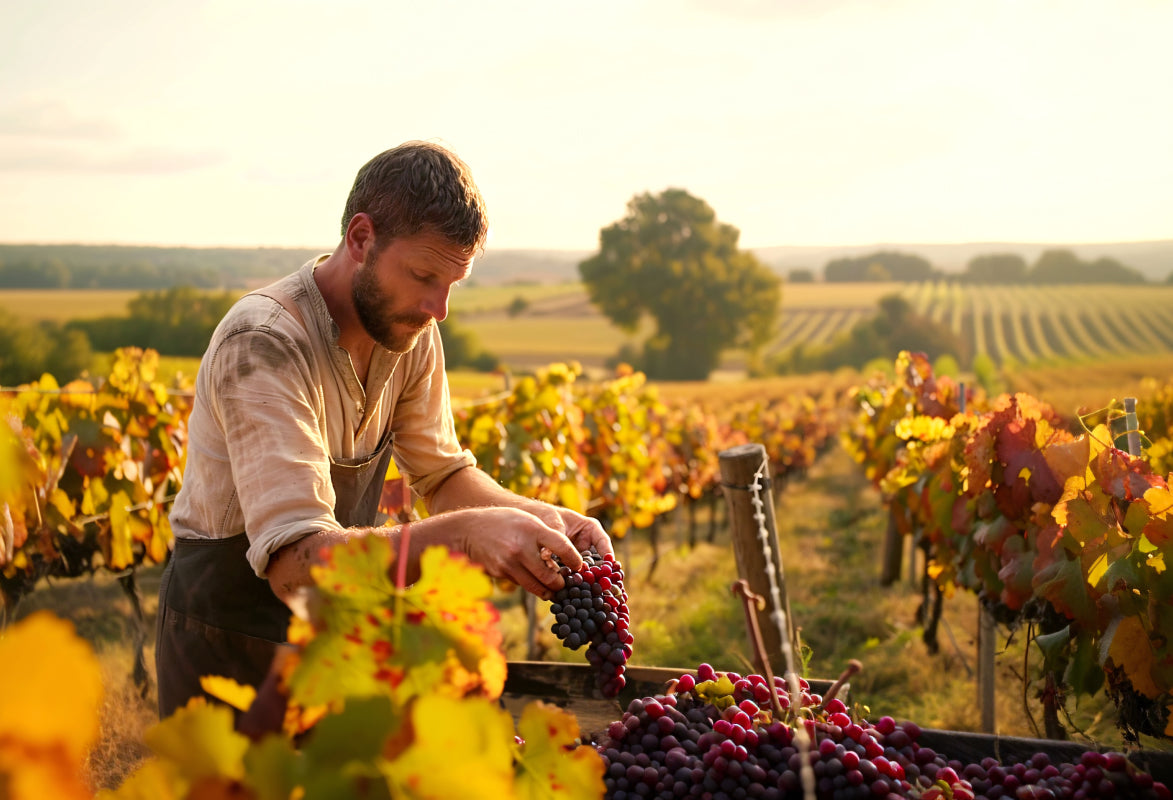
341, 141, 489, 254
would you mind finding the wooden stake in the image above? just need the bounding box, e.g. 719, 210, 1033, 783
718, 443, 797, 676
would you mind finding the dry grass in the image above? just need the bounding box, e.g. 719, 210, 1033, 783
84, 645, 158, 791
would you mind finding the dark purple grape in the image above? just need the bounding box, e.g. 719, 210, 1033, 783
595, 664, 1172, 800
549, 547, 631, 697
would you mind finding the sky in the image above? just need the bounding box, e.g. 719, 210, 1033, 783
1, 0, 1171, 253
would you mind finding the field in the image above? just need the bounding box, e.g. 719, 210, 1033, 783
0, 288, 145, 322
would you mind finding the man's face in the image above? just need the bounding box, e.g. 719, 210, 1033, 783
352, 230, 475, 353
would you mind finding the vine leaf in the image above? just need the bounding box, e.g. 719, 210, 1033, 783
288, 539, 506, 715
0, 611, 102, 800
1065, 629, 1104, 696
1106, 615, 1161, 699
241, 736, 302, 800
384, 694, 516, 799
1141, 485, 1173, 546
1033, 534, 1096, 624
200, 676, 257, 712
142, 700, 250, 781
1034, 625, 1071, 674
1043, 435, 1091, 490
513, 700, 605, 800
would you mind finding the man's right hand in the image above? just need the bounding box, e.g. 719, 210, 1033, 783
434, 506, 584, 601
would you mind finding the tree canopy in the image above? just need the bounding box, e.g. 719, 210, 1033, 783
964, 253, 1028, 283
578, 189, 780, 380
823, 251, 934, 282
1028, 249, 1145, 284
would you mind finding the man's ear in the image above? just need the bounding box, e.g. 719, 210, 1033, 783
343, 213, 376, 263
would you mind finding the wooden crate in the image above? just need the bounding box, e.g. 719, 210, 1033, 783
502, 661, 838, 740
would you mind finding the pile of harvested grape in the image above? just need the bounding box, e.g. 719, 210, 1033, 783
594, 662, 1171, 800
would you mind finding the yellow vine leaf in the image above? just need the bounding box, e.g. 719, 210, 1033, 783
0, 611, 103, 800
0, 611, 102, 758
1141, 485, 1173, 546
1107, 616, 1161, 699
514, 700, 605, 800
97, 759, 186, 800
142, 699, 250, 782
200, 675, 257, 712
385, 694, 516, 799
108, 490, 135, 569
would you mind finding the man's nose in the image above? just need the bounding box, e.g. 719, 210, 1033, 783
420, 286, 450, 322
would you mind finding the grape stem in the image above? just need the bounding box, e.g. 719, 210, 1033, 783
817, 658, 862, 711
731, 579, 786, 720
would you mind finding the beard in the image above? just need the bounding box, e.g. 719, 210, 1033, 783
352, 250, 433, 353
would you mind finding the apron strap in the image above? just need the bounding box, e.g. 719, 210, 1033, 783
249, 287, 307, 331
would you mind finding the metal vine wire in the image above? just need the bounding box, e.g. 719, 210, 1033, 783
747, 452, 816, 800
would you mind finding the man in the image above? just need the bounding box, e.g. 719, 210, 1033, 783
156, 141, 611, 718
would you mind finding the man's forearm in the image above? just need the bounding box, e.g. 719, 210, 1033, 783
425, 465, 523, 515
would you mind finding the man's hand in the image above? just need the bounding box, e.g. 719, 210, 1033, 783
441, 506, 588, 600
501, 496, 613, 561
553, 506, 613, 559
425, 466, 615, 591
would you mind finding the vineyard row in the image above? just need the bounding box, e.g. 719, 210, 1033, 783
0, 350, 845, 613
773, 282, 1173, 365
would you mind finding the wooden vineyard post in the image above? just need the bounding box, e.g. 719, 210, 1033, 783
1124, 397, 1142, 457
963, 382, 997, 734
880, 510, 903, 586
718, 443, 797, 677
978, 603, 996, 733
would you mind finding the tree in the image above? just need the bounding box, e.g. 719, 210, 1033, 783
578, 189, 780, 380
1029, 249, 1083, 283
823, 251, 933, 282
1028, 249, 1145, 284
0, 312, 93, 385
506, 295, 529, 317
965, 253, 1027, 283
69, 286, 237, 355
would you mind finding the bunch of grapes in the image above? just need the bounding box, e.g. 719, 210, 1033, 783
549, 547, 632, 697
594, 662, 1171, 800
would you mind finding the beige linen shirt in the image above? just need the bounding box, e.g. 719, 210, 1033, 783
169, 256, 476, 577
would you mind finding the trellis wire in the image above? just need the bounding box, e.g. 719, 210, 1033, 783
746, 452, 816, 800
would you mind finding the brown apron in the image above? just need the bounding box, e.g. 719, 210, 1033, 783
155, 430, 395, 719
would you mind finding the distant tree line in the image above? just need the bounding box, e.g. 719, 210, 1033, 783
0, 285, 499, 386
0, 245, 322, 289
815, 248, 1149, 284
823, 251, 935, 282
960, 249, 1145, 284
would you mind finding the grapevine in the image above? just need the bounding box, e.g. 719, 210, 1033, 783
845, 350, 1173, 741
